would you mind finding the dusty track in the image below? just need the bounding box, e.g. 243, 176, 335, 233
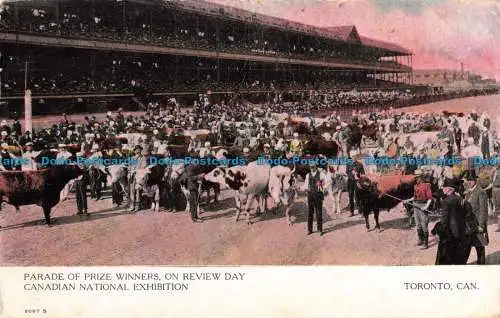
1, 95, 500, 266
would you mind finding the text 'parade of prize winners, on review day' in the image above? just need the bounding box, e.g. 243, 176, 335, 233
23, 272, 246, 292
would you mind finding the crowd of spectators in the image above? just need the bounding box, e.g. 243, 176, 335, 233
0, 1, 408, 69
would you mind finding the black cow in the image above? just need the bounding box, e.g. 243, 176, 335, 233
302, 137, 339, 157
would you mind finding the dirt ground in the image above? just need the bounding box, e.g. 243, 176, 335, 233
1, 94, 500, 266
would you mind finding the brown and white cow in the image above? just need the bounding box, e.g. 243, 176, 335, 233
204, 161, 271, 224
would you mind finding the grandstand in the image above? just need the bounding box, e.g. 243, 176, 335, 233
0, 0, 413, 115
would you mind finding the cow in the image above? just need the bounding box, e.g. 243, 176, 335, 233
132, 165, 166, 212
89, 165, 107, 200
355, 174, 416, 232
204, 161, 271, 224
268, 166, 297, 225
107, 165, 129, 207
173, 161, 221, 214
302, 137, 340, 158
325, 165, 348, 214
346, 124, 363, 155
0, 165, 83, 226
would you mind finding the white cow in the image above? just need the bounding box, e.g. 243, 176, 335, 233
166, 162, 190, 212
204, 161, 271, 224
107, 165, 129, 207
133, 166, 160, 212
268, 166, 297, 225
324, 165, 348, 214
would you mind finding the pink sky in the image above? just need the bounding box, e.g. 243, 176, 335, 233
211, 0, 500, 80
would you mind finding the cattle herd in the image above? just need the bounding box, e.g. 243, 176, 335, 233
0, 105, 498, 255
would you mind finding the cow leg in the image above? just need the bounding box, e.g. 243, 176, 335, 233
363, 210, 371, 231
128, 179, 136, 212
181, 185, 190, 213
335, 191, 341, 214
213, 185, 220, 204
152, 187, 160, 212
234, 195, 242, 223
133, 189, 141, 212
262, 194, 269, 215
374, 209, 382, 232
284, 199, 293, 226
204, 188, 209, 205
245, 194, 256, 225
42, 205, 52, 226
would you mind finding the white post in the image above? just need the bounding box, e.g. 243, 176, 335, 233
0, 68, 2, 102
24, 89, 32, 133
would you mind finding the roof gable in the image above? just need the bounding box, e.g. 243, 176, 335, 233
324, 25, 361, 44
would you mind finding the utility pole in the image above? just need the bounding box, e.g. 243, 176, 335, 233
24, 61, 32, 133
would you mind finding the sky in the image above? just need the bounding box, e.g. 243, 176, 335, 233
210, 0, 500, 80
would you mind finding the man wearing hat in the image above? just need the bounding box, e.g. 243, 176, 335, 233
463, 171, 488, 264
480, 128, 490, 160
199, 141, 211, 158
385, 135, 398, 158
403, 135, 414, 153
346, 152, 365, 217
262, 143, 272, 159
408, 169, 433, 249
468, 121, 480, 145
128, 144, 149, 212
282, 121, 293, 139
74, 153, 90, 217
434, 179, 471, 264
56, 144, 72, 161
453, 123, 462, 153
289, 132, 303, 156
22, 142, 39, 171
301, 161, 327, 236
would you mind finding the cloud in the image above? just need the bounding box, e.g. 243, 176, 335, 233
210, 0, 500, 78
370, 0, 451, 15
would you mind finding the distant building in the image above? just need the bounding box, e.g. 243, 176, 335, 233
412, 69, 497, 91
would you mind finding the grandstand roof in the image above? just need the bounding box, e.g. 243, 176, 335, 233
4, 0, 412, 55
165, 0, 412, 56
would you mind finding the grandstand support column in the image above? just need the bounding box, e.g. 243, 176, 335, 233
410, 54, 414, 85
174, 56, 179, 86
90, 54, 96, 78
54, 0, 60, 23
216, 21, 221, 83
90, 0, 95, 33
149, 5, 153, 44
25, 89, 32, 134
122, 0, 127, 37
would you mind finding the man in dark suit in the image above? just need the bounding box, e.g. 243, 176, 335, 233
302, 161, 327, 236
347, 154, 365, 217
464, 173, 489, 264
433, 180, 471, 265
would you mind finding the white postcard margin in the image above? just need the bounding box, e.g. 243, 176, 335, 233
0, 266, 499, 318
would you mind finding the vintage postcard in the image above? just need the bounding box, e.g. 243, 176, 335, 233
0, 0, 499, 317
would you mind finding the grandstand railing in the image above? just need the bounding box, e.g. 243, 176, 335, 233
0, 31, 412, 73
